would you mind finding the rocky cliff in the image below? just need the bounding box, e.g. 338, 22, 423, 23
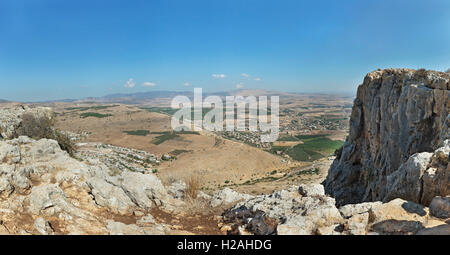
323, 68, 449, 206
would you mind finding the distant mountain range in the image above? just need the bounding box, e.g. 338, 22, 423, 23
95, 90, 194, 104
27, 89, 354, 104
36, 89, 285, 104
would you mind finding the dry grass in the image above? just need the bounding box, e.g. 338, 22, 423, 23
160, 174, 178, 187
185, 176, 201, 199
182, 196, 229, 218
2, 156, 9, 163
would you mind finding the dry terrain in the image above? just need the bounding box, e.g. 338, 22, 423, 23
52, 103, 297, 193
48, 92, 351, 195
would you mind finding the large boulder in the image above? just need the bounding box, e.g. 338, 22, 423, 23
210, 188, 253, 207
429, 196, 450, 219
298, 184, 325, 197
119, 171, 169, 208
368, 198, 429, 235
34, 217, 54, 235
86, 177, 135, 214
384, 152, 433, 203
338, 201, 382, 218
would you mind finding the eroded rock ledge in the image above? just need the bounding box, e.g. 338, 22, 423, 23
218, 184, 449, 235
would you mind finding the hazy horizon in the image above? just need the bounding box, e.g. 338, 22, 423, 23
2, 88, 355, 104
1, 0, 449, 102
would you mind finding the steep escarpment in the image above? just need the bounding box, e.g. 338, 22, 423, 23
323, 69, 449, 206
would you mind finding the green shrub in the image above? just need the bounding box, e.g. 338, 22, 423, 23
169, 149, 191, 156
80, 112, 112, 118
15, 113, 77, 156
123, 130, 150, 136
296, 134, 328, 140
53, 130, 77, 157
152, 132, 180, 145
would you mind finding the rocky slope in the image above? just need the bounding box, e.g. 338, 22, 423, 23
0, 135, 185, 234
323, 69, 449, 206
217, 184, 449, 235
0, 105, 228, 235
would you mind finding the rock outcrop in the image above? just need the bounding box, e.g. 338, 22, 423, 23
0, 136, 180, 234
0, 104, 52, 139
220, 184, 449, 235
210, 188, 253, 207
323, 69, 449, 206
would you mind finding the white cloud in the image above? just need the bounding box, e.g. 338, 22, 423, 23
254, 77, 261, 81
142, 82, 156, 87
212, 74, 226, 79
241, 73, 250, 78
183, 82, 190, 86
124, 78, 135, 88
236, 82, 244, 89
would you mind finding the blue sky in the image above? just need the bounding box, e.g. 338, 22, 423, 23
0, 0, 449, 102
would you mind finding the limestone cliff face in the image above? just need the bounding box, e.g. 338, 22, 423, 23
324, 69, 449, 206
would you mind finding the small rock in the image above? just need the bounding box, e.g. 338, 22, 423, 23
34, 217, 54, 235
137, 215, 156, 225
429, 196, 450, 219
344, 212, 369, 235
210, 188, 252, 207
298, 184, 325, 197
106, 220, 146, 235
133, 211, 145, 217
339, 202, 382, 218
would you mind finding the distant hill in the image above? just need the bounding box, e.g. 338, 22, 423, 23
33, 89, 354, 104
97, 91, 194, 104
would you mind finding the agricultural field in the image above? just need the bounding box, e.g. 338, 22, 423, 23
80, 112, 113, 118
271, 135, 344, 161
